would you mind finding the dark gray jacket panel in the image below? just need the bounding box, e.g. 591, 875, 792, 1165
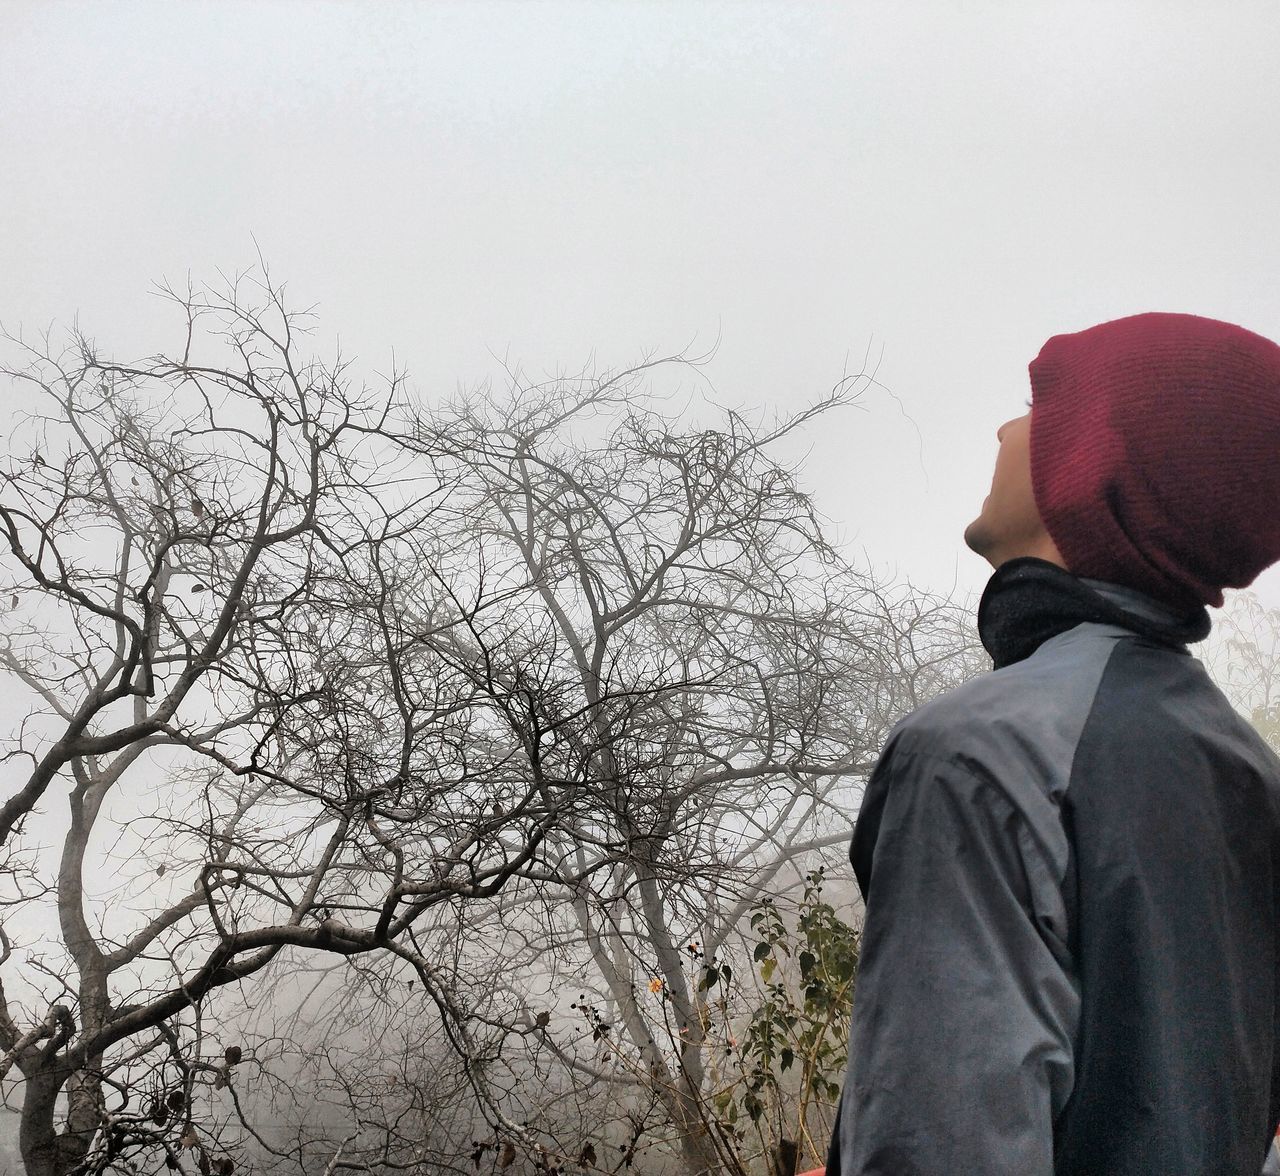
1054, 635, 1280, 1173
830, 558, 1280, 1175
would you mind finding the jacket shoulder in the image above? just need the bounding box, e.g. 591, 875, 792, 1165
885, 621, 1127, 806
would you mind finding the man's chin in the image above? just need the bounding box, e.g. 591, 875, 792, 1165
963, 518, 1002, 568
962, 517, 986, 556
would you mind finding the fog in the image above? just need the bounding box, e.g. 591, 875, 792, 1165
4, 3, 1280, 1172
5, 1, 1280, 604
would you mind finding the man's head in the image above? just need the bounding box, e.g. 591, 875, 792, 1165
968, 312, 1280, 611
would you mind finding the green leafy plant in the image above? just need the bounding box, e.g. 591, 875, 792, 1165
711, 867, 859, 1172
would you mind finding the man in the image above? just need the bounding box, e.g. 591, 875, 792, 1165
826, 312, 1280, 1174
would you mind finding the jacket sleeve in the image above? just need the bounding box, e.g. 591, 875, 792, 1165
831, 747, 1079, 1175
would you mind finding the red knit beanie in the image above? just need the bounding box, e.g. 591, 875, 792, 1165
1029, 312, 1280, 611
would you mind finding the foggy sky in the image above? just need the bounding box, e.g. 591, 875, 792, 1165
4, 0, 1280, 608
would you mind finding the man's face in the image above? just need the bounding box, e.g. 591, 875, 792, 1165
963, 406, 1065, 570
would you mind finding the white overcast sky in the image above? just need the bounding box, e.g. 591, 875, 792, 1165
5, 0, 1280, 610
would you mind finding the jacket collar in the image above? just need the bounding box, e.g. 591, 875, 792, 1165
976, 556, 1212, 670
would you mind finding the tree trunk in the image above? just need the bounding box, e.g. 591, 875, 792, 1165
674, 1112, 726, 1176
19, 1066, 72, 1176
772, 1138, 800, 1176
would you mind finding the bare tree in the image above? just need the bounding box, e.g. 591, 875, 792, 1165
0, 270, 982, 1176
1198, 589, 1280, 753
402, 378, 878, 1175
271, 379, 982, 1175
0, 271, 618, 1175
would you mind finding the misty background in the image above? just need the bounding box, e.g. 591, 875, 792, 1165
4, 3, 1280, 1173
6, 1, 1280, 606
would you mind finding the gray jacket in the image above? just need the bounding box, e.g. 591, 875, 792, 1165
829, 557, 1280, 1174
